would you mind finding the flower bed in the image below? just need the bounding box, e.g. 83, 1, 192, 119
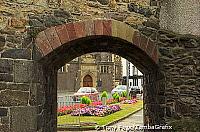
71, 105, 121, 117
90, 101, 102, 106
58, 98, 137, 116
106, 99, 118, 104
57, 104, 87, 116
121, 98, 137, 104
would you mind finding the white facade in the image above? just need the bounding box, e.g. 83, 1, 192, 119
122, 58, 143, 89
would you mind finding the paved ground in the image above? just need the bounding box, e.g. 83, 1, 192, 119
58, 109, 144, 132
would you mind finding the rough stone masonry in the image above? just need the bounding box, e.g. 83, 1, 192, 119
0, 0, 200, 132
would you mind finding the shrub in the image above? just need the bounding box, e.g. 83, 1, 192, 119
81, 96, 91, 105
112, 92, 118, 99
112, 93, 120, 102
121, 91, 127, 97
101, 91, 108, 99
115, 94, 120, 102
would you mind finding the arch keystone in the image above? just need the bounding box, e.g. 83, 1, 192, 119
73, 22, 86, 38
84, 20, 95, 36
94, 20, 103, 35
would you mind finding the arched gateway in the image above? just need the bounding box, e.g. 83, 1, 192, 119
0, 19, 168, 132
32, 19, 163, 131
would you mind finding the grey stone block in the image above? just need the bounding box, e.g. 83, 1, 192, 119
32, 62, 44, 83
1, 49, 31, 60
0, 108, 8, 116
0, 59, 13, 74
0, 73, 13, 82
14, 60, 34, 83
0, 116, 9, 124
10, 106, 37, 132
0, 89, 29, 107
0, 124, 9, 132
8, 83, 30, 91
0, 35, 5, 48
0, 83, 30, 91
29, 83, 45, 106
0, 83, 7, 91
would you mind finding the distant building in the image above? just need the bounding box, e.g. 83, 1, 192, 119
57, 52, 122, 93
122, 58, 144, 89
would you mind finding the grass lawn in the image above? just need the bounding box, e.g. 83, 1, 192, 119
57, 100, 143, 127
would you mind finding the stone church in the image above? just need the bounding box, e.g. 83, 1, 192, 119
57, 52, 122, 92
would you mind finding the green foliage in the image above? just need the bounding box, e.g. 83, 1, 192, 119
112, 92, 117, 99
81, 96, 91, 105
112, 93, 120, 102
115, 95, 120, 102
101, 91, 108, 99
121, 91, 127, 97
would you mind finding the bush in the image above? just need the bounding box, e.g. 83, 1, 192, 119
112, 93, 120, 102
81, 96, 91, 105
112, 92, 117, 99
101, 91, 108, 99
115, 94, 120, 102
121, 91, 127, 97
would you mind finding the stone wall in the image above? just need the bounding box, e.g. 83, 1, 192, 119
0, 59, 45, 131
0, 1, 156, 131
139, 25, 200, 121
0, 0, 200, 132
160, 0, 200, 36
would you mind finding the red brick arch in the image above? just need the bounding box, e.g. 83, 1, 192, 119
35, 19, 158, 64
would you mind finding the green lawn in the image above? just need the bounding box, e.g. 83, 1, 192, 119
57, 100, 143, 127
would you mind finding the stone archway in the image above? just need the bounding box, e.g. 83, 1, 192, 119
83, 75, 93, 87
32, 19, 164, 131
35, 19, 158, 66
0, 1, 199, 131
32, 20, 164, 131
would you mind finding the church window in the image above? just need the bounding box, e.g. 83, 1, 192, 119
100, 65, 109, 73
